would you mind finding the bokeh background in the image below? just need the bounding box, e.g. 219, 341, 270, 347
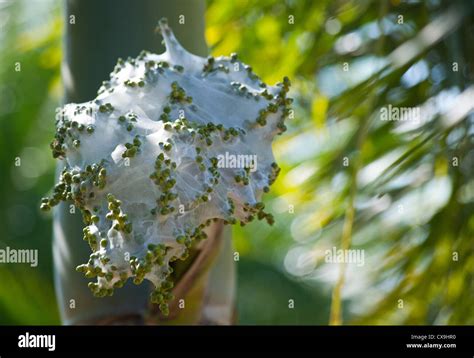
0, 0, 473, 325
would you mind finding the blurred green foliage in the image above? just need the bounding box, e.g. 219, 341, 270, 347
0, 0, 473, 325
0, 0, 61, 324
207, 0, 474, 325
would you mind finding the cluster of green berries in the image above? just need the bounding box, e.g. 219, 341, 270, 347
42, 18, 292, 317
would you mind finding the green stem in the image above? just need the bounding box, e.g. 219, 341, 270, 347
329, 0, 388, 325
329, 179, 356, 325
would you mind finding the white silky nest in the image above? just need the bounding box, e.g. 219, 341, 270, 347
43, 18, 291, 315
